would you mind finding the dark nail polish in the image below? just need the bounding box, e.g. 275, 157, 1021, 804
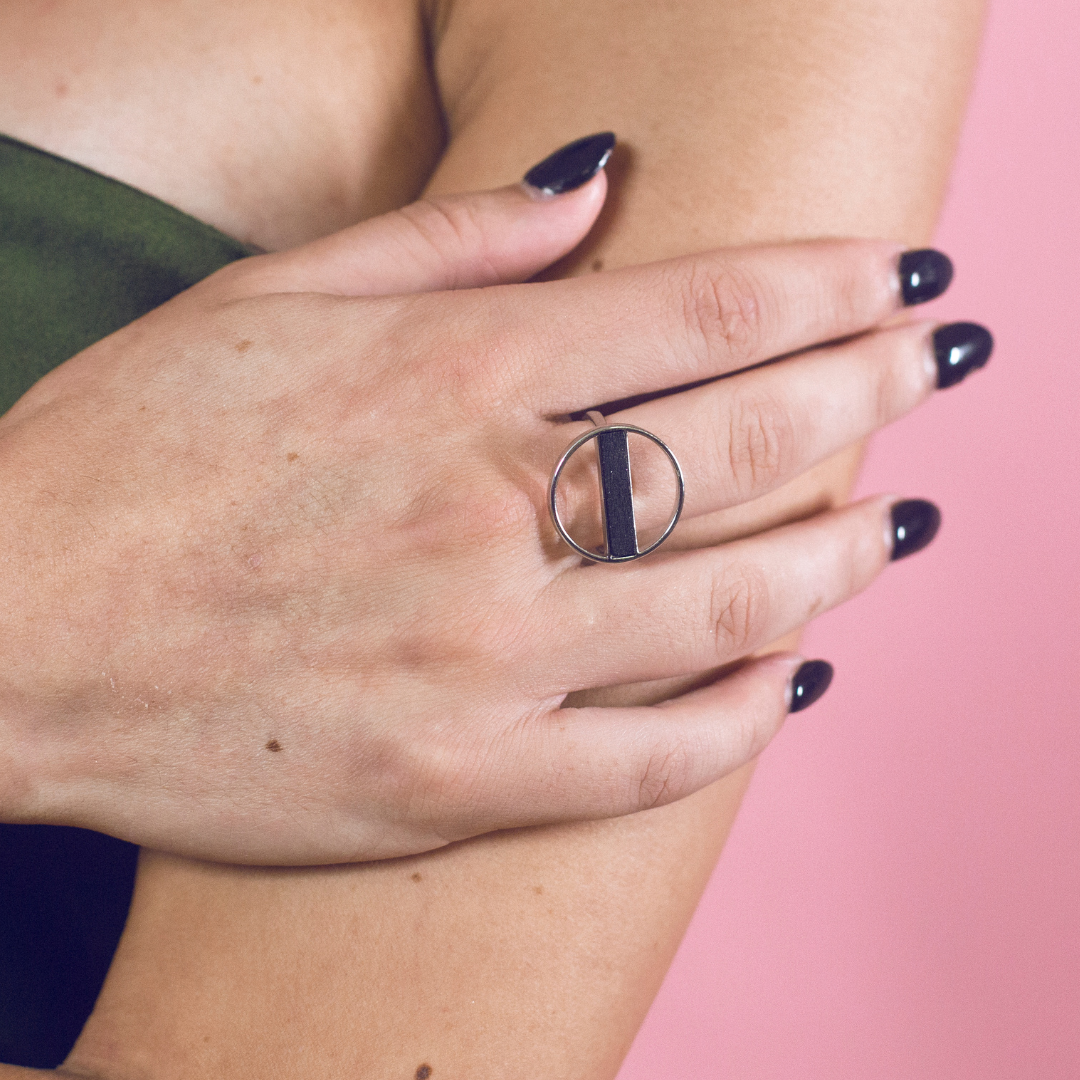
523, 132, 616, 196
890, 499, 941, 561
900, 249, 954, 305
933, 322, 994, 389
789, 660, 834, 714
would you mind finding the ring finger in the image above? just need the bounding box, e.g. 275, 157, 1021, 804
534, 494, 914, 693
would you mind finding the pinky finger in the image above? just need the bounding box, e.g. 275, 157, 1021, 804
464, 653, 833, 834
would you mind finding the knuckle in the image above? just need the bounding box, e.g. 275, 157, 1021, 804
403, 745, 481, 842
709, 563, 768, 657
403, 483, 539, 558
724, 390, 795, 497
396, 199, 497, 286
681, 260, 768, 364
634, 745, 691, 812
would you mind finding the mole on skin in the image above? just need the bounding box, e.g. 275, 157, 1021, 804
235, 339, 253, 353
411, 872, 422, 882
287, 452, 299, 462
415, 1066, 433, 1080
265, 739, 282, 752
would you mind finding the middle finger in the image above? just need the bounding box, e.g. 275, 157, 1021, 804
602, 319, 942, 522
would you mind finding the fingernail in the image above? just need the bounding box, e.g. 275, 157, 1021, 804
900, 249, 954, 306
934, 322, 994, 389
789, 660, 834, 714
523, 132, 616, 196
890, 499, 941, 561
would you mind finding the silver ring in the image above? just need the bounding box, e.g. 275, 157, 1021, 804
549, 412, 685, 563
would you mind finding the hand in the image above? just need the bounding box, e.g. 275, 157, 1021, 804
0, 171, 968, 863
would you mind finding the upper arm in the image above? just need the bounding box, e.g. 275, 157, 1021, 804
425, 0, 985, 259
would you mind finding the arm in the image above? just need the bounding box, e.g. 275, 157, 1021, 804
61, 1, 985, 1077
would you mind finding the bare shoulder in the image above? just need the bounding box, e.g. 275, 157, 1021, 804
0, 0, 444, 249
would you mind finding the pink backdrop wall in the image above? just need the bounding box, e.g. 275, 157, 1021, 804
619, 2, 1080, 1077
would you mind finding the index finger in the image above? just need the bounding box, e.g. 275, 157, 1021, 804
495, 240, 947, 413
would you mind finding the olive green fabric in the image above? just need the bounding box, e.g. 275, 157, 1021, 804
0, 133, 253, 1068
0, 132, 254, 415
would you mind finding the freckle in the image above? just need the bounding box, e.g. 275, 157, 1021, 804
55, 81, 69, 98
534, 885, 544, 895
252, 74, 263, 85
411, 872, 422, 882
265, 739, 282, 752
235, 339, 253, 353
138, 405, 146, 411
416, 1066, 432, 1080
287, 452, 299, 462
591, 257, 604, 272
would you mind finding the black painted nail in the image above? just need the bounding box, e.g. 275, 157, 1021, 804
789, 660, 834, 714
523, 132, 616, 196
933, 322, 994, 389
890, 499, 941, 561
900, 249, 954, 305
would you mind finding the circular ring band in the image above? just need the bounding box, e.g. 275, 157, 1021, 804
549, 413, 685, 563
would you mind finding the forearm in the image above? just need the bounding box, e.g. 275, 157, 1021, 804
64, 2, 985, 1078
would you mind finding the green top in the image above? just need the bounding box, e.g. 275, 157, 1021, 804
0, 133, 253, 1068
0, 132, 254, 415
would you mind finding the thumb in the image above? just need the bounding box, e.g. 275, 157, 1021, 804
219, 172, 608, 300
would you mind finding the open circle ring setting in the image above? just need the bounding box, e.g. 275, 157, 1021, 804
548, 411, 685, 563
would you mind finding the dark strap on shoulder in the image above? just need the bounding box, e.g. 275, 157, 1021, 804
0, 133, 254, 415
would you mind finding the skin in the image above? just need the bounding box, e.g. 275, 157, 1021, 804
0, 0, 986, 1075
0, 189, 931, 861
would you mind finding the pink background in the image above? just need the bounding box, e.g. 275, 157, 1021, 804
619, 2, 1080, 1077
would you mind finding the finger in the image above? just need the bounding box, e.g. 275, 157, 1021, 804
448, 652, 807, 833
213, 175, 607, 299
610, 320, 938, 521
537, 495, 904, 692
498, 239, 921, 413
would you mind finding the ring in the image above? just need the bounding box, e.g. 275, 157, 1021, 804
549, 411, 685, 563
